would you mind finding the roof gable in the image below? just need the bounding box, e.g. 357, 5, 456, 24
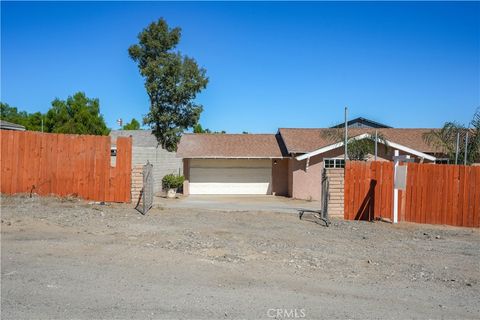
331, 117, 392, 129
295, 133, 436, 161
278, 128, 442, 154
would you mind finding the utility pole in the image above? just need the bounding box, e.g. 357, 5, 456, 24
464, 132, 469, 165
344, 106, 348, 163
375, 130, 378, 161
455, 132, 460, 165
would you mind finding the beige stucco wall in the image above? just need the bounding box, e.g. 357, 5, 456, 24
290, 155, 323, 201
272, 159, 289, 196
290, 148, 345, 201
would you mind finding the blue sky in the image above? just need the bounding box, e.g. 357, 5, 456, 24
2, 1, 479, 132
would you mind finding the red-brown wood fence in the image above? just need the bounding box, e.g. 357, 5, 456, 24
1, 130, 132, 202
344, 161, 394, 221
404, 163, 479, 227
344, 161, 480, 228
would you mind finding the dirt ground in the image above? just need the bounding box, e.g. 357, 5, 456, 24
1, 195, 479, 319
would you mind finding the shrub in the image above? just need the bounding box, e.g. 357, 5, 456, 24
162, 174, 184, 190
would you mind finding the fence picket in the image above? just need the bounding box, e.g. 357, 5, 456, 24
344, 160, 478, 228
0, 131, 131, 202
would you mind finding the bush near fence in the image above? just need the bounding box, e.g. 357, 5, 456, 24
344, 161, 479, 228
1, 130, 132, 203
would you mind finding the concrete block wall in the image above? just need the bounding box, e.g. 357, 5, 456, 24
325, 168, 344, 217
131, 147, 182, 193
131, 165, 143, 205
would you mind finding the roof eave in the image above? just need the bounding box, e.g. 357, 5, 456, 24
295, 133, 436, 162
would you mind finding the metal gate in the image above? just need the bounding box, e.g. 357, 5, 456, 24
298, 169, 330, 226
136, 161, 154, 215
321, 169, 329, 217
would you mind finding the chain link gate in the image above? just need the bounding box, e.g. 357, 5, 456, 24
298, 169, 330, 226
136, 161, 154, 215
321, 170, 329, 219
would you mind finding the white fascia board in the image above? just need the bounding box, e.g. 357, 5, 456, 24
295, 133, 436, 162
386, 141, 436, 161
295, 133, 370, 161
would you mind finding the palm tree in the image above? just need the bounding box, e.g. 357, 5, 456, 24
423, 108, 480, 165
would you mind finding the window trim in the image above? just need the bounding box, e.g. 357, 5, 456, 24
435, 158, 450, 164
324, 157, 345, 169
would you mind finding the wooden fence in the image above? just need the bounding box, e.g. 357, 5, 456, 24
404, 163, 479, 227
344, 161, 480, 228
344, 161, 394, 221
1, 130, 132, 202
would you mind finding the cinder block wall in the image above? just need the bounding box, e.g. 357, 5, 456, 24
131, 147, 182, 193
325, 168, 344, 217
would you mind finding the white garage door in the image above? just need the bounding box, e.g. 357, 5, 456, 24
189, 159, 272, 195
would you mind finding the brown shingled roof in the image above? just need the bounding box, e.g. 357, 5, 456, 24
177, 134, 285, 158
279, 128, 443, 154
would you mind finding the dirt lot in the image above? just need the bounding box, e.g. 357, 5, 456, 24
1, 195, 479, 319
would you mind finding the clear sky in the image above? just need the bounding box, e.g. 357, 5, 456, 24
1, 1, 479, 132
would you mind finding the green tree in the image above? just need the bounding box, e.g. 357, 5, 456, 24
322, 128, 388, 161
423, 108, 480, 165
193, 123, 206, 133
129, 18, 209, 151
192, 123, 228, 134
45, 92, 110, 135
122, 118, 141, 130
1, 103, 44, 131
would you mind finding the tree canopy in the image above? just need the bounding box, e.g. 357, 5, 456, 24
0, 103, 44, 131
129, 18, 208, 151
122, 118, 141, 130
44, 92, 109, 135
192, 123, 226, 134
423, 108, 480, 165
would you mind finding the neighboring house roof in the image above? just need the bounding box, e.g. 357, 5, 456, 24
0, 120, 26, 131
109, 130, 158, 147
278, 128, 442, 154
177, 134, 285, 158
330, 117, 392, 129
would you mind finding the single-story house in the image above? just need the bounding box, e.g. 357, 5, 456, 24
0, 120, 26, 131
176, 127, 447, 200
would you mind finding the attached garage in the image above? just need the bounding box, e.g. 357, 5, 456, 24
189, 159, 272, 195
177, 134, 287, 196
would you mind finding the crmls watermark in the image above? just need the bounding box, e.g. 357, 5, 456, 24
267, 308, 306, 318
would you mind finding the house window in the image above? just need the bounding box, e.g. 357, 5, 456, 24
435, 158, 449, 164
324, 158, 345, 169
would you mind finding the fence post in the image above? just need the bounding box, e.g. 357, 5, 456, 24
393, 150, 399, 223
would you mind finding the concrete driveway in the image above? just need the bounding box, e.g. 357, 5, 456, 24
155, 195, 322, 214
